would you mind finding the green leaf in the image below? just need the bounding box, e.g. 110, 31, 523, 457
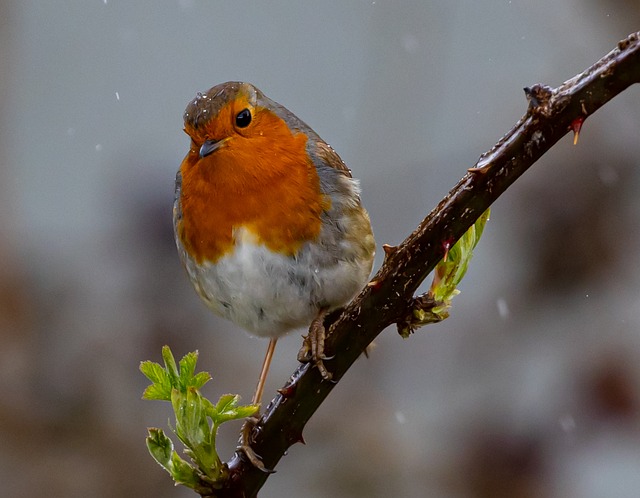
398, 209, 490, 337
170, 451, 201, 489
191, 371, 212, 390
140, 360, 168, 384
215, 394, 259, 424
142, 346, 252, 489
140, 361, 172, 400
146, 428, 173, 469
161, 345, 180, 387
215, 394, 239, 415
178, 351, 199, 388
142, 346, 212, 402
432, 208, 490, 305
146, 428, 203, 490
171, 389, 191, 445
183, 388, 207, 445
142, 382, 171, 401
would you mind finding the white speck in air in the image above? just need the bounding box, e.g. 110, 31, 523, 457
496, 298, 509, 319
559, 414, 576, 433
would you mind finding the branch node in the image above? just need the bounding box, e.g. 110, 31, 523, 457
396, 293, 445, 338
618, 32, 639, 51
524, 84, 554, 117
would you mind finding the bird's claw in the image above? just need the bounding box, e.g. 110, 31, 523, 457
297, 308, 333, 380
238, 416, 275, 474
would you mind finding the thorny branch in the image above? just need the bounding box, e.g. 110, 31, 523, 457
206, 32, 640, 497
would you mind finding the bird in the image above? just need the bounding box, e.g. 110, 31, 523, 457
173, 81, 375, 467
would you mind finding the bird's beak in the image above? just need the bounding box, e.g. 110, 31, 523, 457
199, 138, 224, 158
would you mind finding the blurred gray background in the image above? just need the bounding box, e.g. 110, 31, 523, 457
1, 1, 640, 497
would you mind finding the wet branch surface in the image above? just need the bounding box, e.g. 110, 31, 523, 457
208, 32, 640, 498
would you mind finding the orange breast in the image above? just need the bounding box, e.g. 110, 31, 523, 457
176, 110, 330, 264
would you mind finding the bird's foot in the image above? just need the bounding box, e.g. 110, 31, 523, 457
297, 308, 334, 380
238, 415, 275, 473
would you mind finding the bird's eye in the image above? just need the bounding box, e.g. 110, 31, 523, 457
235, 108, 252, 128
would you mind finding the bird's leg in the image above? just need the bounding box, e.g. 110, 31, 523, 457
239, 338, 278, 473
252, 338, 277, 406
297, 307, 333, 380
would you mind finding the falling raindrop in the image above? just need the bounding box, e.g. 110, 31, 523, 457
496, 298, 509, 319
559, 414, 576, 433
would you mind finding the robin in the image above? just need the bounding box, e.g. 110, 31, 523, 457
173, 81, 375, 467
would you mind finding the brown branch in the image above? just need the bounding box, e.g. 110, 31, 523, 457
208, 31, 640, 497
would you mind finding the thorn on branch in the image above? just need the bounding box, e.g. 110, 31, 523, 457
567, 102, 589, 145
367, 279, 382, 290
277, 383, 297, 398
468, 162, 491, 174
570, 115, 585, 145
442, 238, 454, 262
382, 243, 398, 261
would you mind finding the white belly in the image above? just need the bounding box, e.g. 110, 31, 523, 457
182, 229, 371, 338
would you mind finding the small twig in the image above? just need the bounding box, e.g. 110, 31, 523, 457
210, 32, 640, 497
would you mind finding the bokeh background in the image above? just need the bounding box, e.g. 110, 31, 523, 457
1, 1, 640, 497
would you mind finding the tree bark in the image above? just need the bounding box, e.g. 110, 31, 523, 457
212, 31, 640, 498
